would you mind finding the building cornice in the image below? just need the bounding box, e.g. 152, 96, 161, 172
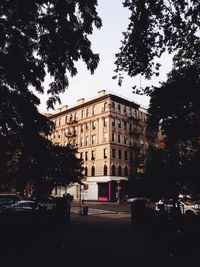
48, 93, 140, 119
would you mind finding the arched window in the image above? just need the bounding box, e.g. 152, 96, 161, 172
112, 165, 115, 176
104, 165, 108, 176
84, 167, 88, 176
118, 165, 122, 176
124, 166, 128, 176
91, 166, 95, 176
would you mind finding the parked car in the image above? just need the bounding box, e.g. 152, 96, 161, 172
0, 194, 20, 211
155, 199, 200, 216
4, 200, 46, 212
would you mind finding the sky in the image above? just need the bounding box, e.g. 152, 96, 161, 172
38, 0, 173, 113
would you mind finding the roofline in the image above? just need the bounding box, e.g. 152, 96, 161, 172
48, 93, 140, 119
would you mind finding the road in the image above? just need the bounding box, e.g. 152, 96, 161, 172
2, 201, 199, 267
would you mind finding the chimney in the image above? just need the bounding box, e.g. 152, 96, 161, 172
77, 98, 85, 105
97, 90, 106, 97
60, 105, 68, 112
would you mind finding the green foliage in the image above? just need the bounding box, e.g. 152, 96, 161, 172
0, 0, 101, 149
0, 0, 101, 107
0, 1, 100, 193
148, 45, 200, 146
30, 144, 83, 196
114, 0, 200, 85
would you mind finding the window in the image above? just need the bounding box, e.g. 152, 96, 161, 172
112, 117, 115, 127
81, 124, 84, 132
124, 151, 128, 160
112, 133, 115, 142
104, 148, 108, 159
103, 117, 108, 127
85, 152, 88, 161
85, 166, 88, 176
69, 114, 73, 122
86, 122, 89, 130
112, 102, 115, 111
91, 150, 95, 160
103, 132, 108, 142
92, 120, 96, 130
65, 116, 68, 123
117, 119, 121, 128
118, 150, 122, 159
86, 108, 89, 117
112, 149, 116, 159
92, 106, 96, 115
130, 138, 133, 146
118, 134, 121, 143
104, 102, 108, 112
124, 166, 128, 176
92, 135, 96, 145
118, 165, 122, 176
112, 165, 116, 176
74, 113, 77, 121
123, 105, 127, 114
85, 136, 89, 146
124, 136, 127, 145
117, 104, 121, 113
91, 166, 95, 176
80, 152, 83, 160
81, 110, 84, 119
140, 140, 144, 148
123, 121, 127, 129
80, 138, 84, 147
104, 165, 108, 176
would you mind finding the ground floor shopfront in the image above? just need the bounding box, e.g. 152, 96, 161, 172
82, 176, 128, 202
52, 176, 128, 202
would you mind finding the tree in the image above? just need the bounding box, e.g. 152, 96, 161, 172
0, 0, 102, 146
146, 50, 200, 196
114, 1, 200, 197
148, 48, 200, 146
114, 0, 200, 86
0, 1, 101, 192
30, 144, 83, 197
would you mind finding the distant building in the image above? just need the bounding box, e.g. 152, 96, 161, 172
47, 90, 158, 201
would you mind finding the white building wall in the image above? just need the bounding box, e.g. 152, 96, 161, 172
85, 182, 98, 200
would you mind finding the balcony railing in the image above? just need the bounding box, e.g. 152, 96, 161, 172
66, 119, 78, 125
65, 132, 77, 137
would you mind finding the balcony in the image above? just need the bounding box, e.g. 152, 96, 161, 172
66, 119, 78, 125
65, 131, 77, 137
128, 114, 140, 122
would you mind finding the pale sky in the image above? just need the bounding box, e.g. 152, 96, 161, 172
38, 0, 173, 113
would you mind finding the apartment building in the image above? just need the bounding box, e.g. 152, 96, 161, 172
48, 90, 157, 201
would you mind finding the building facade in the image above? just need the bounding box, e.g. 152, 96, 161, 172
48, 90, 157, 201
